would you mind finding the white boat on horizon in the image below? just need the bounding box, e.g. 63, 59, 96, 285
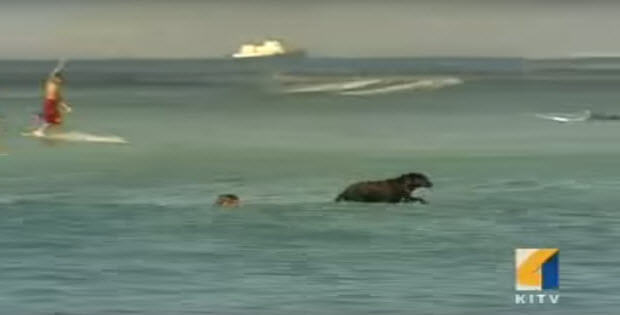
232, 39, 305, 59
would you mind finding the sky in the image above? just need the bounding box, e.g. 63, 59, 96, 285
1, 0, 619, 59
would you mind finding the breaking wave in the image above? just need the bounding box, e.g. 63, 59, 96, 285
341, 78, 462, 96
278, 75, 463, 96
284, 79, 382, 93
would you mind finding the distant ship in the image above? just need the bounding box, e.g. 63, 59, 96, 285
232, 39, 305, 59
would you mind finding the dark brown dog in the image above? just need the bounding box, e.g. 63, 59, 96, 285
335, 173, 433, 204
215, 194, 240, 207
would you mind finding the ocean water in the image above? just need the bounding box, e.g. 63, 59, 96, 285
1, 58, 619, 314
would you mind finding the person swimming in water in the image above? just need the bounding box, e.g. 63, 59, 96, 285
32, 70, 72, 136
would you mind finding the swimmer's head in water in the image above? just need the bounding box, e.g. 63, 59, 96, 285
215, 194, 240, 207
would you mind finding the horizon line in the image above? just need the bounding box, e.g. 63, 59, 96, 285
0, 55, 568, 62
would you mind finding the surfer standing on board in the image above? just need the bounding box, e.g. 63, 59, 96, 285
32, 69, 72, 136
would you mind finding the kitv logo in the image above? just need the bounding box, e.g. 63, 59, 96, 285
514, 248, 559, 304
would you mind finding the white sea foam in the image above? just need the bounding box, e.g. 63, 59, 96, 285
22, 131, 129, 144
534, 110, 591, 123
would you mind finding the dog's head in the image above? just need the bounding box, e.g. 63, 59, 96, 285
399, 173, 433, 190
215, 194, 240, 207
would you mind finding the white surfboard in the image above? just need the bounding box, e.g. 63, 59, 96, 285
22, 131, 129, 144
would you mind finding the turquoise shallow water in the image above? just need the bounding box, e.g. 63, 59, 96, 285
1, 59, 620, 314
